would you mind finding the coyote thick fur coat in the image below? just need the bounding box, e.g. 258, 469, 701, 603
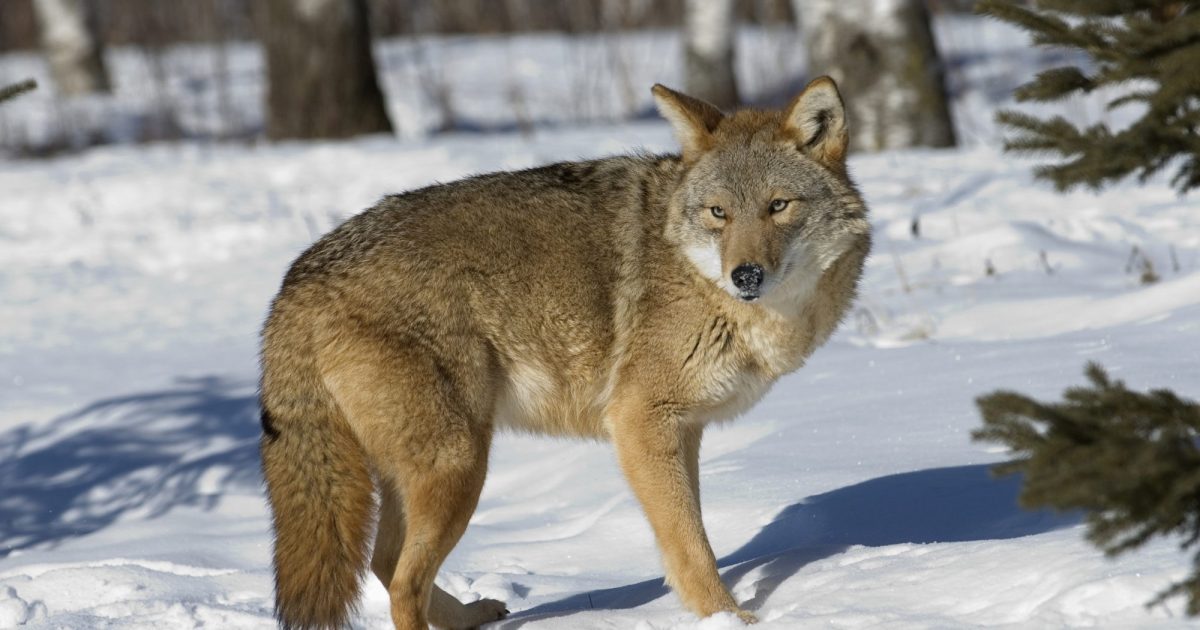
260, 76, 871, 629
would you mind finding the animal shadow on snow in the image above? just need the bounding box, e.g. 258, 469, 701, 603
501, 464, 1080, 627
0, 377, 261, 556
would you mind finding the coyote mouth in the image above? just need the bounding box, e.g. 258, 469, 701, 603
737, 292, 760, 302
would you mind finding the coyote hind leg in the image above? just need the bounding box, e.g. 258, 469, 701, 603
323, 338, 506, 630
373, 486, 508, 629
383, 425, 494, 630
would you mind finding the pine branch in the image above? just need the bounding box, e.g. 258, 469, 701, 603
1038, 0, 1169, 18
979, 0, 1200, 192
1172, 157, 1200, 191
973, 363, 1200, 615
977, 1, 1072, 43
0, 79, 37, 104
1106, 90, 1155, 110
1013, 67, 1097, 102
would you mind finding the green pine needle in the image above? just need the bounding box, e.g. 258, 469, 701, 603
1014, 67, 1097, 102
0, 79, 37, 104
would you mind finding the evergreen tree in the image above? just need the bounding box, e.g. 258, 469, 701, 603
973, 363, 1200, 615
977, 0, 1200, 193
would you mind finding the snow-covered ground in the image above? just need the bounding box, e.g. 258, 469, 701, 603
3, 19, 1199, 630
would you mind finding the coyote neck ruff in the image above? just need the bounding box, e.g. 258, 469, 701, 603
260, 76, 871, 630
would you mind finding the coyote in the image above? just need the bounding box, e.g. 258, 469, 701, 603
260, 76, 871, 629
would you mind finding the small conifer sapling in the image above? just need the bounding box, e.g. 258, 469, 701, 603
974, 363, 1200, 614
977, 0, 1200, 194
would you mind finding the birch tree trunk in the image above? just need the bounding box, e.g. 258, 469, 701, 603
31, 0, 111, 96
258, 0, 393, 140
683, 0, 739, 110
794, 0, 956, 151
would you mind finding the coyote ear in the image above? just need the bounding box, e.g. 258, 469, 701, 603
784, 76, 849, 167
651, 84, 725, 164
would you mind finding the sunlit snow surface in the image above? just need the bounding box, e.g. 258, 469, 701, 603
2, 33, 1199, 630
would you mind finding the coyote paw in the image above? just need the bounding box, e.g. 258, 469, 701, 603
735, 608, 759, 624
462, 598, 508, 627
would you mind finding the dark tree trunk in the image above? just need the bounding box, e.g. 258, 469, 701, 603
683, 0, 739, 110
795, 0, 956, 151
258, 0, 393, 140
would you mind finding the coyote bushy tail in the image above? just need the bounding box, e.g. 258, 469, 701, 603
260, 314, 375, 630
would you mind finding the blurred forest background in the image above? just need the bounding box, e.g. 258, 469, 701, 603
1, 0, 1038, 157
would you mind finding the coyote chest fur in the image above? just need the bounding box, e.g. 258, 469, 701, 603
260, 77, 870, 630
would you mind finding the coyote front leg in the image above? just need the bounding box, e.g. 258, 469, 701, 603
610, 398, 756, 624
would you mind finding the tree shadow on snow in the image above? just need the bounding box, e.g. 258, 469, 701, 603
0, 377, 262, 556
499, 464, 1079, 627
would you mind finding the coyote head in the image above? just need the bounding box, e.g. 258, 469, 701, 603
654, 77, 869, 304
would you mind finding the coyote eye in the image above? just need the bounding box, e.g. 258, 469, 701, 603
769, 199, 789, 213
710, 206, 726, 219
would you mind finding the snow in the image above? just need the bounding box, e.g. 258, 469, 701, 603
2, 18, 1199, 630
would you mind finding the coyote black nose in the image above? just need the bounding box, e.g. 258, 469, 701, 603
731, 263, 764, 293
